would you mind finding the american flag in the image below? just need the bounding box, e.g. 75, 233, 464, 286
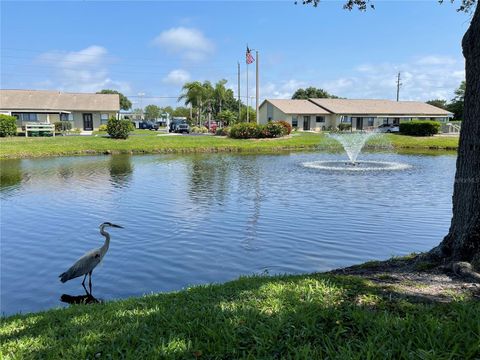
246, 46, 255, 64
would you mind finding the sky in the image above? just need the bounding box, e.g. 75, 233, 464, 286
0, 0, 473, 108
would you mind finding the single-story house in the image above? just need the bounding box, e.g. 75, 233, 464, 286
259, 98, 453, 131
0, 89, 120, 131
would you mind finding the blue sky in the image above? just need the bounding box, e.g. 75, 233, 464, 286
0, 1, 472, 108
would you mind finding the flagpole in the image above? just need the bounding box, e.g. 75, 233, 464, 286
255, 50, 259, 125
237, 62, 241, 123
246, 59, 249, 123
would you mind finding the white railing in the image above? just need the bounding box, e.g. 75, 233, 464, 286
25, 123, 55, 137
442, 123, 461, 134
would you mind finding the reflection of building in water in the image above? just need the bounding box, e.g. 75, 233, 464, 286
0, 157, 134, 197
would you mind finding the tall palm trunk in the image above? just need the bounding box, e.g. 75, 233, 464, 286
433, 3, 480, 267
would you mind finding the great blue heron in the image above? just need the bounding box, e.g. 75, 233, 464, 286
59, 222, 123, 294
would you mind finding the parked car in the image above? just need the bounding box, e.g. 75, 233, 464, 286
138, 121, 159, 130
203, 120, 218, 133
377, 123, 399, 133
169, 119, 190, 133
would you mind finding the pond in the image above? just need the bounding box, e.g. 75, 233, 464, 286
1, 151, 455, 315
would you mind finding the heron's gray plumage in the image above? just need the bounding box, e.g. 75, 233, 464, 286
59, 222, 123, 286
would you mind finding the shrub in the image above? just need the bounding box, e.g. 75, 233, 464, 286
400, 121, 440, 136
215, 127, 230, 136
277, 120, 292, 135
261, 122, 285, 138
229, 122, 261, 139
54, 121, 72, 132
338, 123, 352, 131
191, 126, 208, 134
106, 117, 134, 139
0, 114, 17, 137
98, 124, 108, 132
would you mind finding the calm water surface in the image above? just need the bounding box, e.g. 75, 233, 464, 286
0, 152, 455, 315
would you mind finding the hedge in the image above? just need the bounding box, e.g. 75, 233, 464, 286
400, 120, 440, 136
229, 121, 289, 139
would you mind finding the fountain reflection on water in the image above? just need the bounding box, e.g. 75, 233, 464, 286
303, 131, 411, 171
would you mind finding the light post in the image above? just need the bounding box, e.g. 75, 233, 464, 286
138, 92, 145, 120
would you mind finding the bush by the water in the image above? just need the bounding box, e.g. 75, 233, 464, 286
0, 114, 17, 137
229, 122, 261, 139
107, 117, 134, 139
261, 122, 286, 138
54, 121, 72, 132
229, 121, 290, 139
338, 123, 352, 131
277, 120, 292, 135
400, 121, 440, 136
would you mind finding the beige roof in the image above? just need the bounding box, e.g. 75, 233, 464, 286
265, 99, 331, 115
0, 89, 120, 112
309, 98, 451, 116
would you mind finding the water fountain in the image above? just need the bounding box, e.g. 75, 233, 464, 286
328, 132, 376, 165
303, 131, 410, 171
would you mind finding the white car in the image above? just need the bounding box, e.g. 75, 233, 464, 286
377, 124, 400, 133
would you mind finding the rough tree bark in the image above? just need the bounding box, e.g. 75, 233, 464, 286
431, 2, 480, 268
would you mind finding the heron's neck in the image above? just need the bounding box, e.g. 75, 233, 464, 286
100, 226, 110, 251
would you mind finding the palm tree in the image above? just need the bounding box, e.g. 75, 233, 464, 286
178, 81, 205, 124
214, 79, 228, 114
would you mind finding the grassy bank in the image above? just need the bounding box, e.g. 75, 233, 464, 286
0, 132, 459, 159
1, 268, 479, 359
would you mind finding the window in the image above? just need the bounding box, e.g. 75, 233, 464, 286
316, 116, 325, 123
60, 113, 73, 121
101, 113, 109, 125
383, 118, 390, 125
292, 117, 298, 128
12, 113, 38, 122
367, 117, 374, 127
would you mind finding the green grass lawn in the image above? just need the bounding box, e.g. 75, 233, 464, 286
1, 272, 478, 359
0, 132, 459, 159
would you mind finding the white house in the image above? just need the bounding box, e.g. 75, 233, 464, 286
259, 98, 453, 131
0, 89, 120, 131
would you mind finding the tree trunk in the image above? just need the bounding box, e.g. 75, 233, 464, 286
433, 3, 480, 267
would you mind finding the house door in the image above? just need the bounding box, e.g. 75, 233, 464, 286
355, 117, 364, 130
303, 116, 310, 131
83, 113, 93, 131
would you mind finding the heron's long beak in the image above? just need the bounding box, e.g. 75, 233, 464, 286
111, 224, 124, 229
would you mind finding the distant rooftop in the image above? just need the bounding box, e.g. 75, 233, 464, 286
264, 99, 330, 115
263, 98, 452, 116
309, 98, 452, 116
0, 89, 120, 112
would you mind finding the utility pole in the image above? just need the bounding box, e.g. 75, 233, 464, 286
396, 72, 402, 102
237, 62, 241, 123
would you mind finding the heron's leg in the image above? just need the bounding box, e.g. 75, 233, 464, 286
88, 271, 93, 295
81, 273, 87, 286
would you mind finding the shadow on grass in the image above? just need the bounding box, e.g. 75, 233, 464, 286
2, 273, 479, 359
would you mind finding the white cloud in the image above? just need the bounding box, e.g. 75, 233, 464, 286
163, 69, 190, 85
260, 79, 306, 99
37, 46, 130, 93
324, 55, 464, 101
152, 27, 214, 61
